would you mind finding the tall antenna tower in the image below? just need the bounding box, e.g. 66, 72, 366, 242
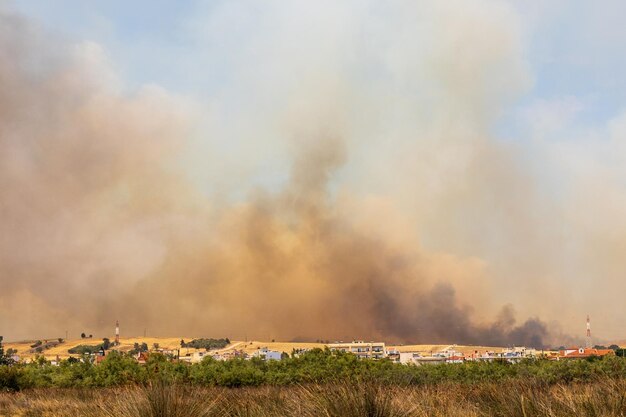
586, 315, 591, 349
115, 320, 120, 346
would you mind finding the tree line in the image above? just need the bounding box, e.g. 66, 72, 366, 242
180, 338, 230, 350
2, 348, 626, 391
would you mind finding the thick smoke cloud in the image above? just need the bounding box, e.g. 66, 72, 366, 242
0, 10, 192, 339
123, 130, 549, 346
1, 1, 601, 348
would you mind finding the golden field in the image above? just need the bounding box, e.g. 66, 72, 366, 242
3, 380, 626, 417
3, 338, 327, 360
4, 336, 507, 361
390, 344, 505, 354
4, 337, 195, 360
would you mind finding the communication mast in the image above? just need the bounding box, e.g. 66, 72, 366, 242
586, 315, 591, 349
115, 320, 120, 345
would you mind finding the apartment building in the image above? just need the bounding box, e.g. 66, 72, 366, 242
328, 341, 386, 359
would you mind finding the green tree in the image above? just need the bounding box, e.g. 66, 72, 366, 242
181, 338, 230, 350
0, 336, 6, 365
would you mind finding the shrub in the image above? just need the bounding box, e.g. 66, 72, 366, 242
181, 339, 230, 350
68, 345, 103, 355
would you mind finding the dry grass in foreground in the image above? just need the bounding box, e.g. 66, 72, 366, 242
2, 379, 626, 417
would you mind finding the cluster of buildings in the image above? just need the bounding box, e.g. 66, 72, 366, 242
327, 341, 615, 364
327, 341, 541, 364
328, 341, 386, 359
92, 345, 286, 364
66, 340, 615, 368
21, 340, 615, 367
165, 346, 287, 363
323, 317, 616, 364
177, 348, 253, 363
9, 316, 620, 366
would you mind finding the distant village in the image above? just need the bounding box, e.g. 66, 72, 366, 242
4, 339, 618, 367
331, 341, 616, 364
3, 317, 620, 367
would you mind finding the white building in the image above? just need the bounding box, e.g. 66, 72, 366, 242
398, 352, 422, 364
252, 347, 284, 361
179, 350, 212, 363
328, 341, 386, 359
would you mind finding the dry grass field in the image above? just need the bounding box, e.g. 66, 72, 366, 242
4, 337, 198, 360
3, 338, 327, 361
390, 344, 505, 354
2, 379, 626, 417
220, 341, 325, 355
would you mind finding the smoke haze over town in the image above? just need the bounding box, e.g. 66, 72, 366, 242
1, 0, 626, 347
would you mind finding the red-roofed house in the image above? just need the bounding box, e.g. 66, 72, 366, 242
136, 352, 149, 364
559, 347, 615, 359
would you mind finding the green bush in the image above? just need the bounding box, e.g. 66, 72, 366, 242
2, 350, 626, 390
181, 338, 230, 350
68, 344, 103, 355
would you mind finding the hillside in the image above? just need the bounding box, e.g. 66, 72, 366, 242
389, 344, 506, 354
4, 337, 325, 360
214, 340, 325, 355
4, 337, 196, 360
4, 337, 510, 361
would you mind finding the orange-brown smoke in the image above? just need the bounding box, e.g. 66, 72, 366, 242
118, 132, 548, 347
0, 5, 564, 347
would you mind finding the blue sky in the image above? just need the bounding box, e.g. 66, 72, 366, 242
11, 0, 626, 132
11, 0, 199, 91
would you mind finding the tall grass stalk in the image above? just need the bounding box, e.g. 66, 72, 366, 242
2, 378, 626, 417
